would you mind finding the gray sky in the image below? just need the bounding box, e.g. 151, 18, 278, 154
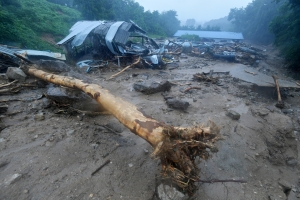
135, 0, 252, 23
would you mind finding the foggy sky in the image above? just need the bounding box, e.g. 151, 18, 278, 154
135, 0, 252, 23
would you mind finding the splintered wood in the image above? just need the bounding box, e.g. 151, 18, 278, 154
272, 75, 284, 109
24, 64, 220, 196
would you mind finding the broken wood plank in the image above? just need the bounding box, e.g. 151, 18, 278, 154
184, 86, 201, 93
109, 57, 141, 80
0, 80, 18, 89
272, 75, 284, 109
244, 70, 257, 76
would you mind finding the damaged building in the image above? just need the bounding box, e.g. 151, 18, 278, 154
57, 20, 165, 68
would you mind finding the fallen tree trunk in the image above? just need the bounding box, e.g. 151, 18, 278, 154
23, 64, 219, 195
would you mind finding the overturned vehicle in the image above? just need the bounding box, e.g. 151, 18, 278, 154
57, 20, 165, 69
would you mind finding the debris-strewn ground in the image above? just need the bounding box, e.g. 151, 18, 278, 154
0, 43, 300, 200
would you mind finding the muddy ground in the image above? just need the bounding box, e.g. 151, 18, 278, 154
1, 44, 300, 200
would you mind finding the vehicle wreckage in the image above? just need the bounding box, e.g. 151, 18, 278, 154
57, 20, 166, 69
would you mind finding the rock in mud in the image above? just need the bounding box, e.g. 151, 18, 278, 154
34, 60, 70, 72
6, 67, 27, 82
278, 180, 292, 191
286, 158, 297, 167
166, 99, 189, 111
227, 110, 241, 120
133, 81, 171, 95
157, 184, 186, 200
34, 113, 45, 121
3, 174, 22, 186
46, 86, 106, 112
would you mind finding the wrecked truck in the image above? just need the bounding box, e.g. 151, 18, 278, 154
57, 20, 165, 69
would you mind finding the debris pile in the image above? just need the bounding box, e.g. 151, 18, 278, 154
57, 20, 167, 69
164, 40, 266, 65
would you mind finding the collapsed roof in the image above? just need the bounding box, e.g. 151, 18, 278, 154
57, 20, 160, 56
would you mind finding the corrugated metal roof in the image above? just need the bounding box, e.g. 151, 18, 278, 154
93, 22, 115, 37
57, 21, 105, 46
174, 30, 244, 40
0, 46, 17, 57
17, 50, 66, 60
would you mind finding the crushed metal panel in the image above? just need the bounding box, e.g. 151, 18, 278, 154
105, 21, 125, 54
57, 21, 105, 47
17, 50, 66, 61
114, 29, 131, 45
0, 46, 17, 57
174, 30, 244, 40
93, 22, 115, 37
129, 20, 146, 34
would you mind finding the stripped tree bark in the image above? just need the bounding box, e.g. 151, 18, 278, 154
22, 63, 220, 195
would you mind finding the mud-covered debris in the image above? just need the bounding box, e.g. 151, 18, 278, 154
133, 80, 171, 94
286, 158, 297, 167
0, 73, 8, 81
227, 110, 241, 120
6, 67, 27, 82
0, 104, 8, 114
166, 98, 190, 111
34, 60, 70, 73
193, 73, 219, 84
157, 184, 186, 200
282, 109, 293, 114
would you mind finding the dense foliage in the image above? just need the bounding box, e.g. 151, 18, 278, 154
269, 0, 300, 70
228, 0, 300, 69
0, 0, 80, 50
73, 0, 180, 37
203, 17, 233, 31
228, 0, 283, 44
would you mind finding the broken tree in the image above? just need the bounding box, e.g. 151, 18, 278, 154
22, 63, 220, 195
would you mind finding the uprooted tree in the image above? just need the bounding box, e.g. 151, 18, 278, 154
21, 63, 220, 196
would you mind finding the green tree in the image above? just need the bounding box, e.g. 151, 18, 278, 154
0, 0, 80, 50
269, 0, 300, 70
228, 0, 282, 44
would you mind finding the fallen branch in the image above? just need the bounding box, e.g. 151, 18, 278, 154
23, 64, 220, 196
296, 81, 300, 86
91, 159, 111, 176
0, 80, 18, 89
272, 75, 284, 109
184, 86, 201, 93
0, 85, 21, 94
244, 70, 257, 76
109, 57, 141, 80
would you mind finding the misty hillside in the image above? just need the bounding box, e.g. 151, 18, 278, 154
0, 0, 81, 50
203, 16, 233, 32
